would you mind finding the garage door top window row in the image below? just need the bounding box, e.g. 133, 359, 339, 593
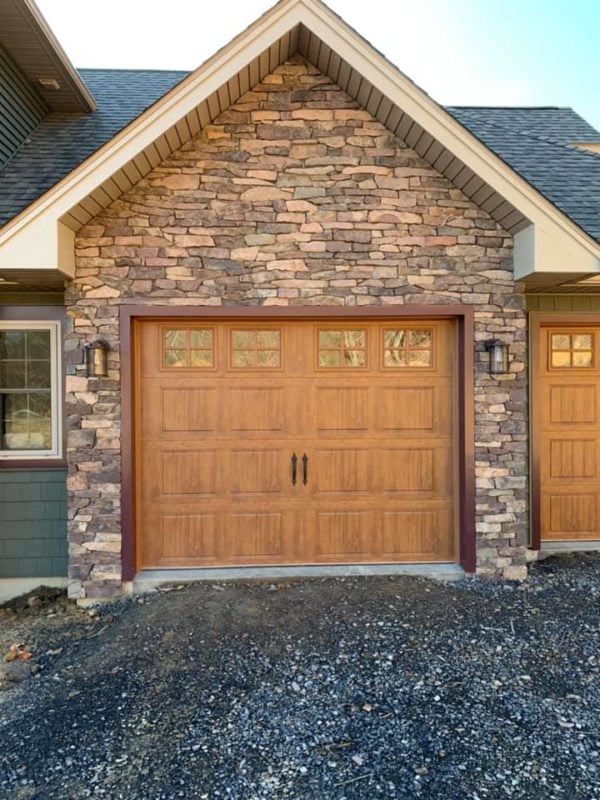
161, 326, 434, 370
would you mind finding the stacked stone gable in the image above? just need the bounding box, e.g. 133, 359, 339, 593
65, 56, 527, 599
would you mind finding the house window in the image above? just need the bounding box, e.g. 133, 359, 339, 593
0, 322, 62, 459
163, 328, 214, 368
230, 329, 281, 368
383, 328, 433, 367
550, 332, 594, 368
318, 329, 367, 368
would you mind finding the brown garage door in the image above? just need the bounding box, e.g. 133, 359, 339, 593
538, 325, 600, 541
135, 318, 457, 568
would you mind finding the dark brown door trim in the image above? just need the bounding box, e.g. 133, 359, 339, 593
529, 311, 600, 550
119, 304, 476, 580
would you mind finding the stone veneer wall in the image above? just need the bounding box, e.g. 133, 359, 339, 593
65, 57, 527, 599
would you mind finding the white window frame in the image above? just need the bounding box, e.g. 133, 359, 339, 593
0, 320, 62, 460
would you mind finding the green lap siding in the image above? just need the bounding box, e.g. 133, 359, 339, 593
0, 470, 67, 578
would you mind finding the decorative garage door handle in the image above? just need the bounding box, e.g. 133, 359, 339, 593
291, 453, 298, 486
302, 453, 308, 485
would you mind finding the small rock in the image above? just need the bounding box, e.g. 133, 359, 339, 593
27, 595, 42, 609
351, 755, 364, 766
87, 608, 99, 618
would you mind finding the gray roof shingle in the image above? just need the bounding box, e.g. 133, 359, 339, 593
446, 106, 600, 242
0, 69, 599, 244
446, 106, 600, 147
0, 69, 188, 228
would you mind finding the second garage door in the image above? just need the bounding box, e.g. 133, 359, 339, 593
135, 318, 457, 568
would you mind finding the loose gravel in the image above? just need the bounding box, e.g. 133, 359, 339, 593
1, 553, 600, 799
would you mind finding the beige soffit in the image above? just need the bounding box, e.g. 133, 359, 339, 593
0, 0, 95, 112
0, 0, 599, 282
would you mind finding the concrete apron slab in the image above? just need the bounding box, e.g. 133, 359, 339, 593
0, 577, 68, 604
539, 540, 600, 558
133, 563, 465, 594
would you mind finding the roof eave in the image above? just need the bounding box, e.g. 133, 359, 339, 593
0, 0, 95, 112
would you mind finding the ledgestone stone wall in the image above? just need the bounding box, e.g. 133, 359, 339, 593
65, 57, 528, 599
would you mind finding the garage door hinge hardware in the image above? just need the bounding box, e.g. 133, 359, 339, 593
291, 453, 298, 486
302, 453, 308, 485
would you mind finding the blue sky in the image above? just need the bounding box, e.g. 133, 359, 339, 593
38, 0, 600, 130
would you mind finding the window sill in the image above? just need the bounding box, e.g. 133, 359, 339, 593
0, 458, 67, 469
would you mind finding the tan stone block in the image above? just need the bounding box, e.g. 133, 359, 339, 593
247, 170, 278, 181
262, 74, 284, 84
67, 473, 88, 491
86, 286, 120, 299
83, 541, 121, 553
66, 376, 89, 393
276, 213, 305, 223
301, 223, 323, 233
166, 267, 195, 281
300, 241, 326, 252
81, 420, 113, 429
289, 143, 327, 159
266, 259, 308, 272
368, 210, 421, 224
291, 109, 334, 120
245, 234, 276, 245
250, 111, 280, 122
205, 127, 231, 139
155, 174, 199, 190
174, 235, 215, 247
425, 236, 458, 246
334, 109, 373, 121
240, 186, 290, 202
231, 247, 260, 261
77, 461, 104, 472
114, 236, 142, 246
342, 165, 391, 176
286, 200, 317, 212
90, 566, 121, 581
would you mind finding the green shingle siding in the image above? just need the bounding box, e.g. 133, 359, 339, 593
0, 45, 47, 167
0, 469, 67, 578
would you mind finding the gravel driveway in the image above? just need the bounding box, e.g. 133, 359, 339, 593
1, 553, 600, 799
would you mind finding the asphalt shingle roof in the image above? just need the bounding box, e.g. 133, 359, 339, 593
446, 106, 600, 147
446, 106, 600, 242
0, 69, 599, 243
0, 69, 188, 228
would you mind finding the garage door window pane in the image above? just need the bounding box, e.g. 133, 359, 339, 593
163, 329, 214, 368
318, 329, 367, 369
550, 332, 594, 369
383, 328, 433, 369
231, 330, 281, 368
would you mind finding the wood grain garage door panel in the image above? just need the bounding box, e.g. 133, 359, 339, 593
136, 319, 457, 568
538, 326, 600, 541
